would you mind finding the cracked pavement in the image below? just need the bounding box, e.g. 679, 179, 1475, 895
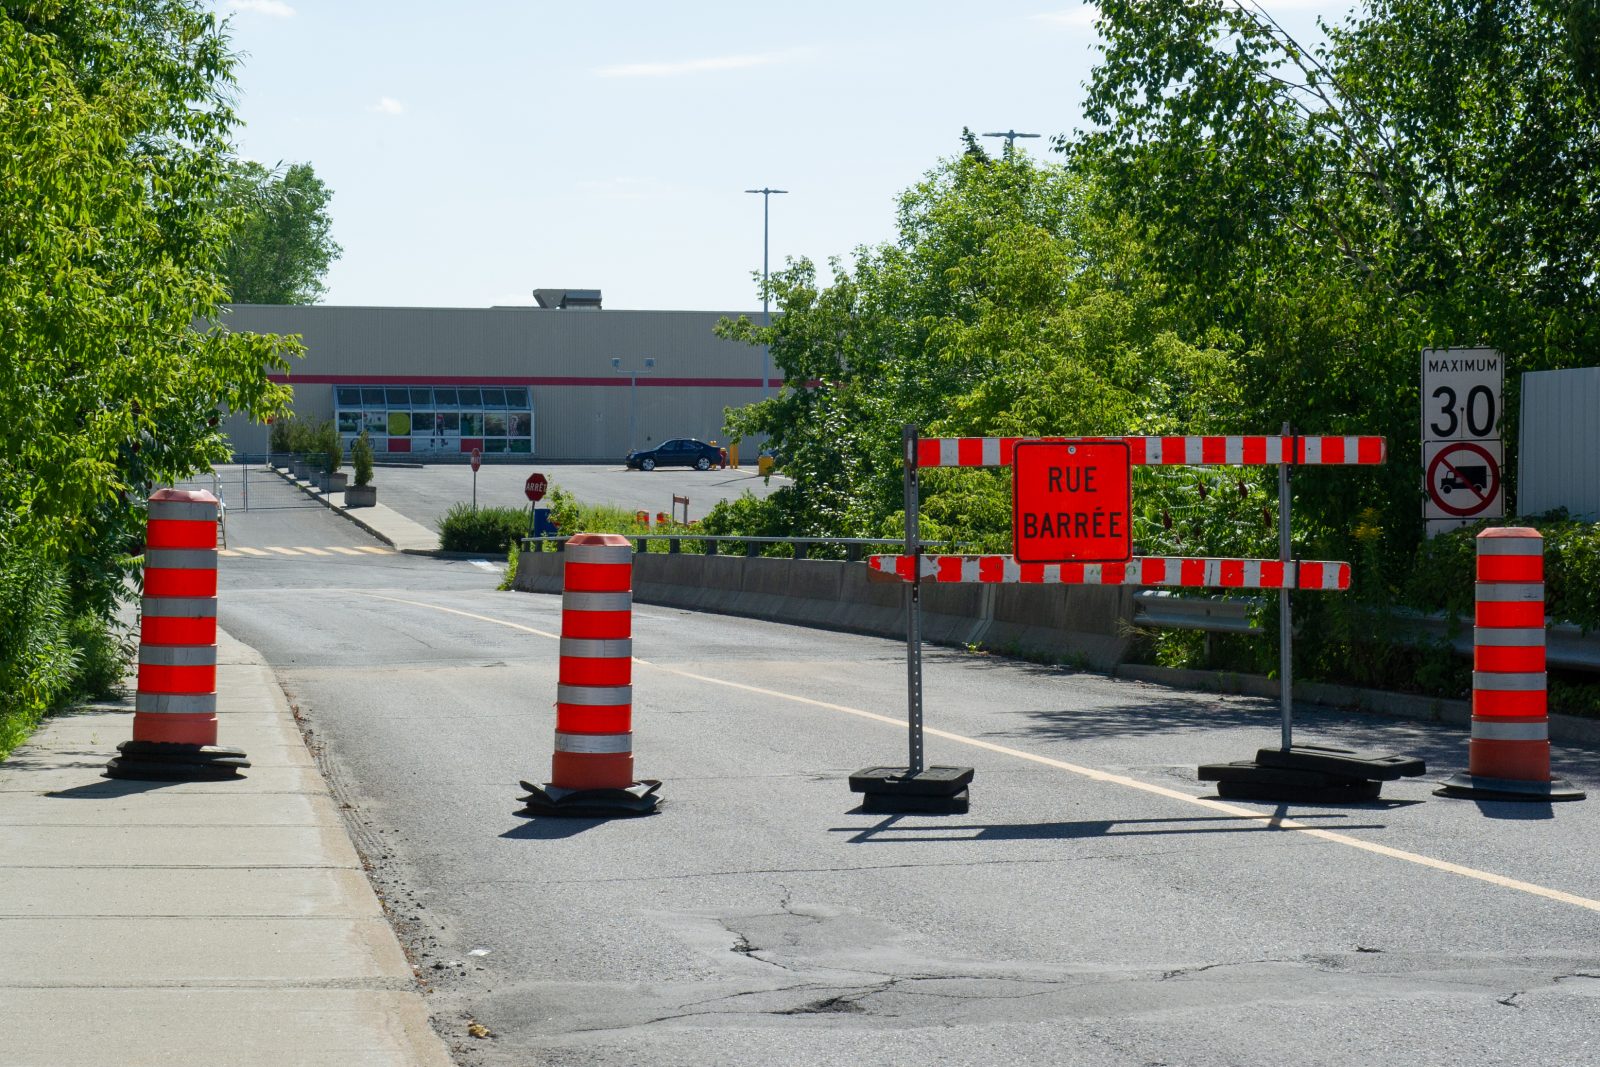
215, 497, 1600, 1066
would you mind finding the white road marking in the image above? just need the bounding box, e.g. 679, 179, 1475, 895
355, 592, 1600, 915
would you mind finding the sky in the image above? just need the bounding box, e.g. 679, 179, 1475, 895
213, 1, 1340, 312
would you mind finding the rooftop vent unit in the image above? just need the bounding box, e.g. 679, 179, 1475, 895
533, 288, 602, 310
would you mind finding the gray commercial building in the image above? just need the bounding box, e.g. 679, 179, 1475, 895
217, 292, 768, 461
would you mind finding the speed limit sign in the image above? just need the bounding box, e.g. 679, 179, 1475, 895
1422, 347, 1502, 442
1422, 347, 1503, 534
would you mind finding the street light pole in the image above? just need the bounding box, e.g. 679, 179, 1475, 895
981, 129, 1040, 152
744, 187, 787, 399
612, 357, 655, 451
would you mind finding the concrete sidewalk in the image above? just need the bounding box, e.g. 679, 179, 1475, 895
275, 467, 442, 554
0, 630, 453, 1067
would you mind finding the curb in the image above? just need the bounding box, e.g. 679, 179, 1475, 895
268, 467, 399, 548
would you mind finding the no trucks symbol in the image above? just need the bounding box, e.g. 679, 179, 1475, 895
1425, 440, 1502, 519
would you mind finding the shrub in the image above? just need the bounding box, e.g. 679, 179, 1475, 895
315, 420, 342, 474
351, 431, 374, 486
268, 416, 292, 454
438, 503, 528, 552
0, 542, 77, 760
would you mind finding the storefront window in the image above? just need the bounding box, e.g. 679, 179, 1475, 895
334, 383, 534, 455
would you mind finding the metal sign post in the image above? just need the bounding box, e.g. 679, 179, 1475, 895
1277, 421, 1294, 752
903, 424, 924, 775
846, 424, 974, 813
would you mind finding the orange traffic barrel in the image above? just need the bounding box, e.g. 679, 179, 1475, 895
105, 490, 250, 781
517, 533, 660, 816
1437, 528, 1583, 801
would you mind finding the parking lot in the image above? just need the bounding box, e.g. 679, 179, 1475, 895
361, 460, 790, 533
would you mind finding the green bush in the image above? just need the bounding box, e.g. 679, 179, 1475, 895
268, 416, 292, 454
438, 503, 528, 552
1405, 512, 1600, 631
315, 420, 342, 474
0, 543, 77, 760
351, 431, 374, 486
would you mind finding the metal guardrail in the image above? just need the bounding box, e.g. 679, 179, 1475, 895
1130, 592, 1600, 674
521, 534, 961, 561
1132, 591, 1261, 634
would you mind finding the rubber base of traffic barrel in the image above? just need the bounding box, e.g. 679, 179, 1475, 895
515, 779, 662, 818
1434, 772, 1586, 802
104, 740, 250, 782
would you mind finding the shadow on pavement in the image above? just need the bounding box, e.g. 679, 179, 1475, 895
499, 817, 612, 840
830, 812, 1389, 844
45, 777, 185, 798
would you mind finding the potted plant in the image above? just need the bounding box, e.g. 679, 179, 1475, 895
345, 430, 377, 507
316, 421, 347, 493
288, 419, 314, 480
268, 416, 293, 469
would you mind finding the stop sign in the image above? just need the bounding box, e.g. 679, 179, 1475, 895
470, 447, 481, 472
525, 472, 548, 502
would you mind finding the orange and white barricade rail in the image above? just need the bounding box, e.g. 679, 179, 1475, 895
1437, 528, 1585, 801
518, 533, 661, 817
916, 435, 1386, 469
105, 489, 250, 781
869, 554, 1350, 590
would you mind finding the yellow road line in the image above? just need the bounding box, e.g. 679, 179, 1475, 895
354, 592, 1600, 915
232, 546, 270, 557
218, 549, 240, 557
356, 546, 391, 555
266, 546, 303, 556
325, 546, 365, 556
295, 546, 333, 556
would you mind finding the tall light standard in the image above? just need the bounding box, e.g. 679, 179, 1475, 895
744, 187, 787, 399
612, 356, 655, 451
982, 130, 1040, 152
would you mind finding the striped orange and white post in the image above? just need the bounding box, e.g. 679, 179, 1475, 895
1437, 528, 1584, 801
518, 533, 660, 816
105, 489, 250, 781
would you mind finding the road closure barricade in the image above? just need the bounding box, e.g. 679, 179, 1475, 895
518, 533, 661, 818
854, 425, 1424, 811
1436, 528, 1585, 802
106, 489, 251, 781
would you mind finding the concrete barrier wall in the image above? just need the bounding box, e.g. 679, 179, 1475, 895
514, 551, 1133, 668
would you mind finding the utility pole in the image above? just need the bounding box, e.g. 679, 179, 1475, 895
744, 187, 788, 399
982, 130, 1040, 152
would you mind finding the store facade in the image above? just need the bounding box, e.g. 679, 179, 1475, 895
217, 298, 770, 462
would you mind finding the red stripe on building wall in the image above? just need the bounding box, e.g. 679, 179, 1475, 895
267, 373, 779, 388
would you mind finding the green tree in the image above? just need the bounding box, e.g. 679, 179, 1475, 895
715, 138, 1252, 551
221, 160, 342, 304
1075, 0, 1600, 569
0, 1, 297, 750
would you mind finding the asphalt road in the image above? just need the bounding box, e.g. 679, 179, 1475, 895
214, 495, 1600, 1067
351, 462, 788, 534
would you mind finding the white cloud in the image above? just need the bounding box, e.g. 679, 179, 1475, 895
228, 0, 296, 16
1030, 6, 1097, 29
595, 49, 802, 79
368, 97, 405, 116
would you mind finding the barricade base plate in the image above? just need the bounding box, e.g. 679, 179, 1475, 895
861, 788, 970, 815
1215, 776, 1382, 803
1433, 772, 1587, 802
1200, 759, 1364, 789
516, 779, 662, 818
1200, 760, 1383, 802
849, 766, 975, 797
1254, 744, 1425, 781
104, 741, 250, 782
